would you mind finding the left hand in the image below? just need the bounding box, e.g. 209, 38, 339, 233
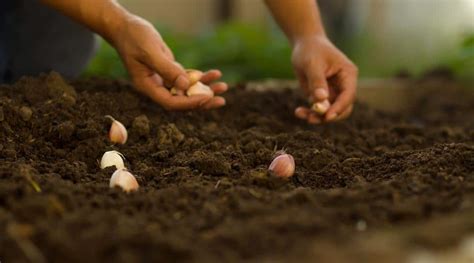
291, 36, 358, 124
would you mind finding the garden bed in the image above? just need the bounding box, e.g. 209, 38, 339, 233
0, 72, 473, 262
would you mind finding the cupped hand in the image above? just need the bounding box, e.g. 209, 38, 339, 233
111, 16, 227, 110
291, 36, 358, 124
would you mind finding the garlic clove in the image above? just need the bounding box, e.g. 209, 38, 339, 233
170, 87, 178, 95
186, 69, 203, 85
109, 168, 139, 192
186, 82, 214, 97
100, 150, 125, 170
105, 115, 128, 144
268, 153, 295, 178
312, 100, 331, 115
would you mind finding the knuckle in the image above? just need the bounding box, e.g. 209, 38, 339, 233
346, 63, 359, 74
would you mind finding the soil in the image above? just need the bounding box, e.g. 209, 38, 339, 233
0, 72, 473, 263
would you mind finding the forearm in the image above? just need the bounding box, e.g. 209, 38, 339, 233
40, 0, 131, 45
264, 0, 326, 45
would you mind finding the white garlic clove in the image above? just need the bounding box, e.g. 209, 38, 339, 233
268, 153, 295, 178
312, 100, 331, 115
186, 69, 203, 85
100, 150, 125, 170
109, 168, 139, 192
105, 115, 128, 144
186, 82, 214, 97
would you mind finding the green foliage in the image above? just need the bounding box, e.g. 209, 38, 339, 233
83, 23, 293, 82
83, 41, 127, 78
448, 33, 474, 80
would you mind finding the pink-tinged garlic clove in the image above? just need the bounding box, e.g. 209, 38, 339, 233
105, 115, 128, 144
186, 82, 214, 97
268, 153, 295, 178
109, 169, 139, 192
312, 99, 331, 115
186, 69, 204, 85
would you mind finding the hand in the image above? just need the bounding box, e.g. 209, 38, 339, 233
291, 36, 358, 124
111, 16, 227, 110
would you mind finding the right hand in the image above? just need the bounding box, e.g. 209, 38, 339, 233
111, 16, 227, 110
291, 36, 358, 124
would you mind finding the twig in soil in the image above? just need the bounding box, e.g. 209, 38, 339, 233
7, 223, 46, 263
273, 144, 278, 152
214, 180, 221, 189
19, 166, 42, 193
27, 179, 41, 193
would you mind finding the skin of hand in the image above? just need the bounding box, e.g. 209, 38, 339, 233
265, 0, 358, 124
40, 0, 227, 111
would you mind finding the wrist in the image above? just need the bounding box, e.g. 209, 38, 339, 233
95, 2, 132, 46
292, 34, 328, 47
290, 30, 329, 47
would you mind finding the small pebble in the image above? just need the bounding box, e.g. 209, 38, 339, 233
356, 220, 367, 231
19, 106, 33, 122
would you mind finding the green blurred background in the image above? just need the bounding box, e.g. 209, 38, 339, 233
84, 0, 474, 83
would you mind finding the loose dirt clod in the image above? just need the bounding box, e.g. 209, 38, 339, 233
132, 114, 150, 137
157, 123, 185, 146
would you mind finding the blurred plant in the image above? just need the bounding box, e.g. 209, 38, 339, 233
83, 23, 293, 83
447, 32, 474, 80
83, 40, 127, 78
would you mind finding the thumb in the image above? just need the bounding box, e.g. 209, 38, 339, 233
143, 51, 189, 90
307, 69, 329, 102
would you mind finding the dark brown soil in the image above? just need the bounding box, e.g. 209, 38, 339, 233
0, 72, 473, 263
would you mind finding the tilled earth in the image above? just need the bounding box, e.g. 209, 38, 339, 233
0, 72, 473, 262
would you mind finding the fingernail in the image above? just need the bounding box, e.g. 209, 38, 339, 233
314, 89, 329, 100
326, 112, 338, 121
175, 75, 189, 90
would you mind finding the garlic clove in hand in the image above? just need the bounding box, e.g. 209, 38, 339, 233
170, 87, 178, 95
109, 168, 139, 192
186, 82, 214, 97
100, 150, 125, 170
186, 69, 203, 85
312, 100, 331, 115
268, 153, 295, 178
105, 115, 128, 144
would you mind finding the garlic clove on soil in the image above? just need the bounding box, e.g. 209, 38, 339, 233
105, 115, 128, 144
268, 153, 295, 178
186, 82, 214, 97
100, 150, 125, 170
109, 168, 139, 192
312, 99, 331, 115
